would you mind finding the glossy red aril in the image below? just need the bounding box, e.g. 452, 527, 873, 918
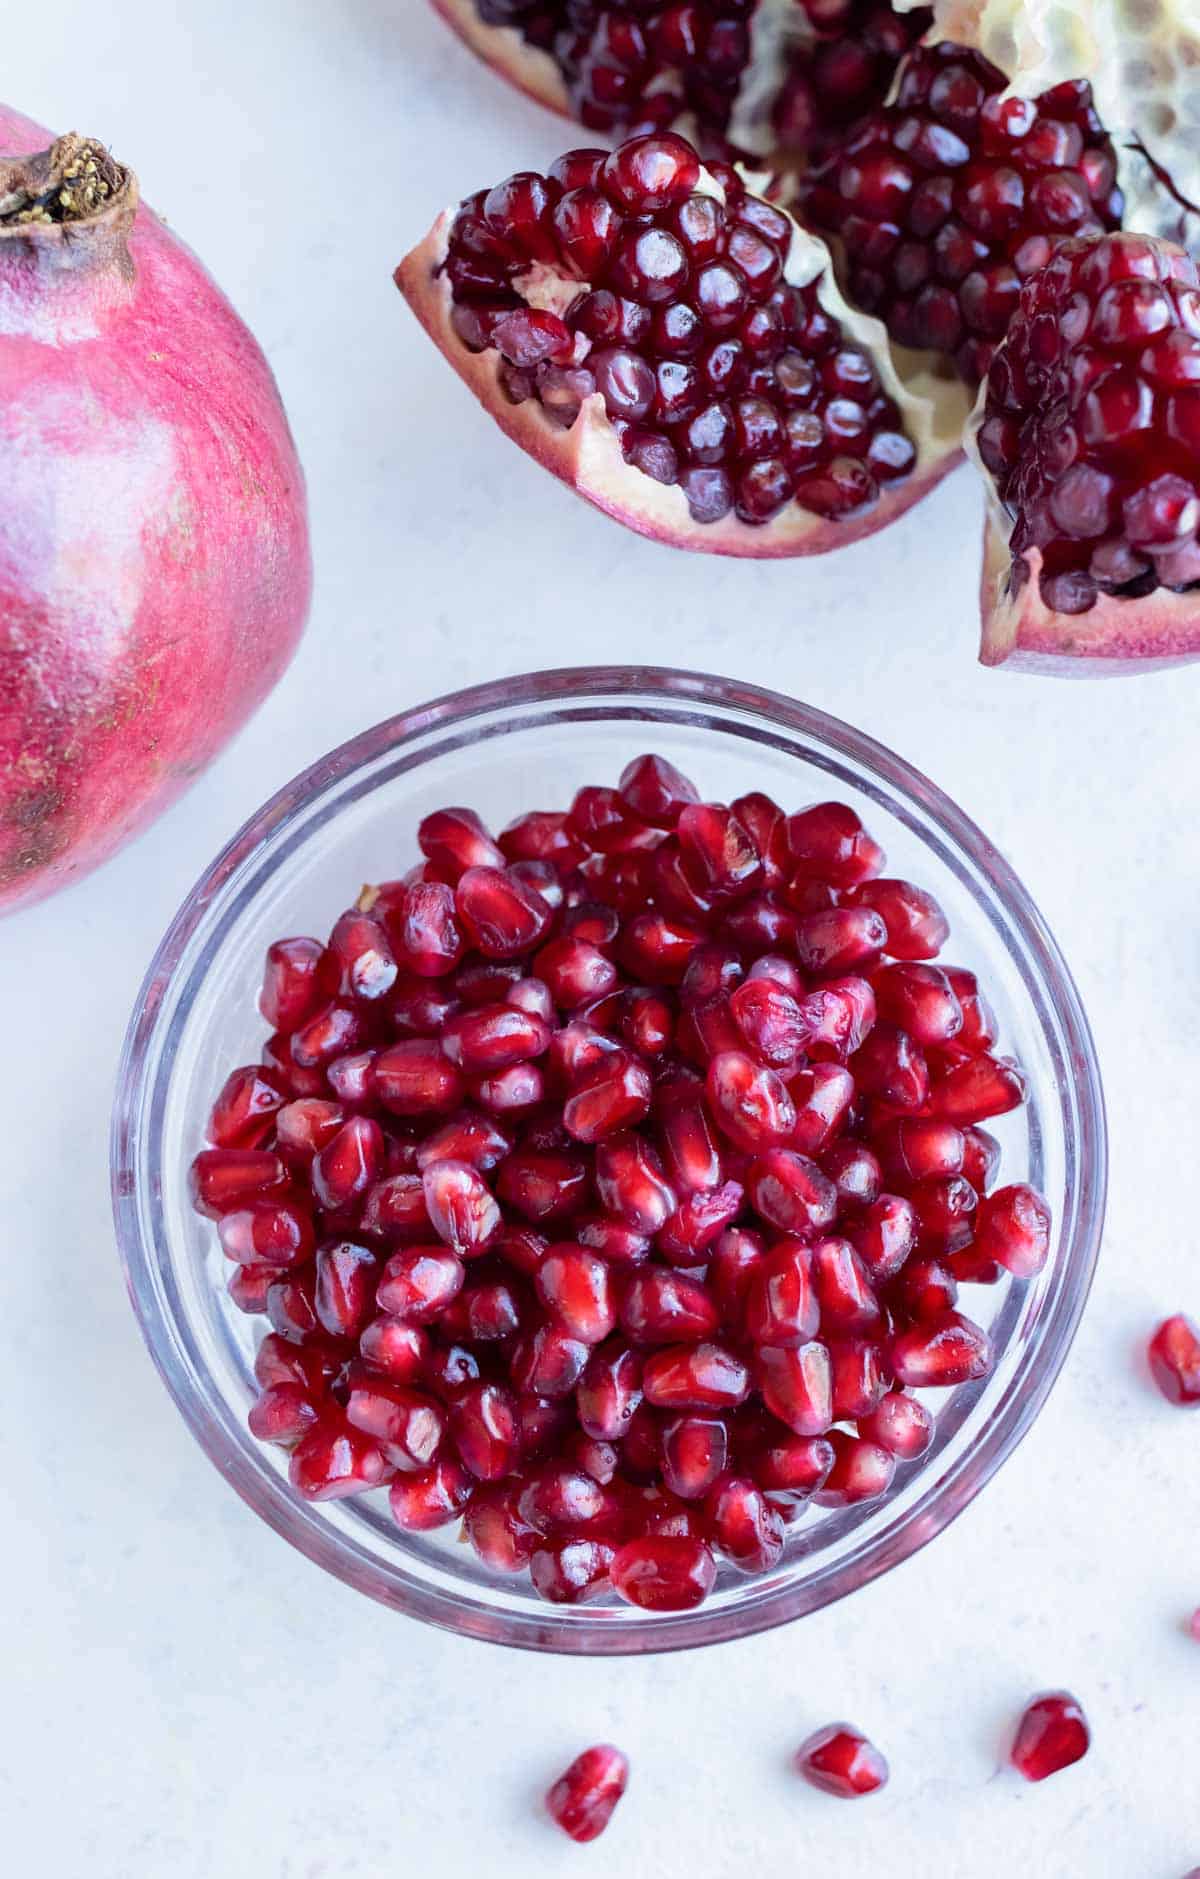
795, 1724, 889, 1798
1010, 1693, 1090, 1781
1148, 1315, 1200, 1405
196, 765, 1031, 1614
546, 1744, 630, 1845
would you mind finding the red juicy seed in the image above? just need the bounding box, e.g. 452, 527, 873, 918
376, 1246, 464, 1322
707, 1050, 797, 1152
814, 1433, 896, 1505
795, 1724, 889, 1799
852, 1023, 929, 1109
973, 1182, 1052, 1277
519, 1465, 620, 1534
618, 752, 700, 826
536, 1247, 617, 1343
895, 1255, 959, 1321
751, 1431, 835, 1498
928, 1052, 1026, 1123
422, 1159, 501, 1252
861, 1390, 935, 1458
451, 1380, 520, 1479
359, 1315, 429, 1382
891, 1310, 993, 1385
289, 1413, 393, 1501
314, 1241, 378, 1338
657, 1180, 743, 1266
546, 1745, 630, 1845
512, 1321, 591, 1397
346, 1369, 445, 1468
266, 1271, 320, 1342
331, 908, 398, 1001
472, 1061, 546, 1114
456, 866, 553, 958
610, 1534, 717, 1610
962, 1125, 1001, 1192
620, 910, 706, 983
909, 1173, 978, 1252
575, 1214, 649, 1265
786, 801, 885, 887
248, 1383, 319, 1446
577, 1342, 644, 1440
190, 1149, 290, 1219
820, 1139, 882, 1211
440, 1002, 551, 1073
660, 1416, 729, 1500
536, 935, 619, 1008
361, 1172, 433, 1243
829, 1337, 891, 1419
326, 1051, 376, 1109
311, 1116, 384, 1213
730, 976, 809, 1069
499, 810, 586, 868
259, 936, 338, 1033
793, 977, 877, 1061
848, 1193, 918, 1282
564, 1051, 654, 1142
874, 962, 964, 1044
705, 1473, 785, 1571
795, 907, 889, 974
810, 1237, 882, 1332
1148, 1314, 1200, 1405
595, 1132, 677, 1232
642, 1341, 750, 1410
419, 805, 504, 877
621, 987, 674, 1058
397, 881, 465, 976
746, 1148, 838, 1236
677, 803, 763, 898
207, 1064, 285, 1149
417, 1110, 512, 1173
848, 877, 949, 957
756, 1342, 834, 1435
710, 1227, 766, 1336
745, 1239, 819, 1347
656, 1083, 723, 1193
275, 1098, 346, 1161
253, 1332, 340, 1395
464, 1482, 540, 1571
1010, 1693, 1090, 1782
620, 1269, 719, 1344
568, 784, 658, 854
389, 1457, 475, 1530
497, 1148, 591, 1221
291, 1000, 367, 1070
216, 1201, 314, 1270
874, 1116, 965, 1183
374, 1040, 464, 1116
531, 1539, 616, 1604
602, 132, 700, 214
788, 1063, 856, 1154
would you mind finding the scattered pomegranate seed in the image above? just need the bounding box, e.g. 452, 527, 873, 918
795, 1723, 889, 1798
1148, 1315, 1200, 1405
194, 760, 1030, 1613
545, 1744, 629, 1844
1010, 1692, 1090, 1782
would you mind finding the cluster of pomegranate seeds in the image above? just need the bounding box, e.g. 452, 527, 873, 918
443, 130, 919, 526
794, 1723, 888, 1798
1148, 1313, 1200, 1405
977, 232, 1200, 617
803, 42, 1123, 385
1009, 1692, 1090, 1783
471, 1, 929, 164
545, 1743, 629, 1842
192, 752, 1046, 1615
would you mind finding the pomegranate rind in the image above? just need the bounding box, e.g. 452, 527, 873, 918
430, 0, 570, 118
397, 193, 966, 559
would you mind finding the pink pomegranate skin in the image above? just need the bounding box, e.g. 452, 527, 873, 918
0, 105, 311, 912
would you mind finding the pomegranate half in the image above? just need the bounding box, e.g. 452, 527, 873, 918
397, 132, 966, 553
0, 106, 311, 913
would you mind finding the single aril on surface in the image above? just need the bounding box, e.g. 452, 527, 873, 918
970, 231, 1200, 672
430, 1, 931, 168
396, 130, 964, 554
1009, 1690, 1090, 1782
545, 1743, 629, 1843
0, 105, 310, 913
794, 1722, 888, 1797
1147, 1314, 1200, 1406
191, 755, 1043, 1614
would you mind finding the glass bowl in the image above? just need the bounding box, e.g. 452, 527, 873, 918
111, 666, 1106, 1655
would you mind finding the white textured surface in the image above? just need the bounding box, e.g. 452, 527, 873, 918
3, 5, 1199, 1874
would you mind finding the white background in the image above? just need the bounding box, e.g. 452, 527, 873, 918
4, 4, 1199, 1874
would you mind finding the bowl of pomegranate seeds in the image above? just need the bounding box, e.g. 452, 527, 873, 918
112, 666, 1105, 1651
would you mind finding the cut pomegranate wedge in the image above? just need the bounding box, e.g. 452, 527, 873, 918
431, 2, 931, 167
970, 231, 1200, 671
397, 131, 965, 553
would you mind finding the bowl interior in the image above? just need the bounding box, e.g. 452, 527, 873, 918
114, 671, 1104, 1653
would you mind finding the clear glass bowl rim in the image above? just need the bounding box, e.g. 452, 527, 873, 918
111, 664, 1107, 1655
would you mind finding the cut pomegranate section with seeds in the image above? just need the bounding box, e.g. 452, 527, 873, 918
545, 1744, 629, 1844
1010, 1692, 1090, 1782
795, 1723, 889, 1798
193, 762, 1031, 1612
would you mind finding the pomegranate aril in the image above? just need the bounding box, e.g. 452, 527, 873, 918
757, 1342, 834, 1436
811, 1236, 882, 1332
546, 1744, 629, 1845
786, 802, 884, 888
266, 1271, 320, 1343
642, 1341, 750, 1411
289, 1413, 393, 1501
829, 1337, 890, 1419
848, 878, 949, 957
610, 1534, 716, 1611
450, 1380, 519, 1480
314, 1241, 378, 1339
440, 1002, 550, 1073
847, 1192, 918, 1283
892, 1310, 992, 1386
511, 1321, 591, 1398
290, 1000, 367, 1071
618, 752, 699, 826
190, 1148, 290, 1219
217, 1201, 314, 1271
730, 976, 808, 1070
751, 1432, 835, 1499
346, 1370, 445, 1468
330, 908, 397, 1002
861, 1390, 934, 1459
793, 977, 876, 1062
874, 1117, 965, 1184
498, 1148, 590, 1222
706, 1050, 797, 1152
745, 1239, 818, 1347
564, 1051, 653, 1142
928, 1052, 1026, 1123
875, 962, 963, 1046
248, 1383, 319, 1446
851, 1024, 929, 1109
417, 1110, 512, 1174
456, 865, 552, 959
253, 1331, 339, 1396
795, 907, 888, 975
374, 1040, 464, 1116
795, 1724, 888, 1799
361, 1172, 432, 1243
376, 1245, 464, 1322
531, 1539, 616, 1605
207, 1064, 285, 1149
620, 910, 705, 984
595, 1132, 677, 1233
820, 1139, 882, 1212
1148, 1315, 1200, 1405
706, 1473, 785, 1572
359, 1315, 429, 1382
961, 1126, 1001, 1193
1010, 1693, 1090, 1782
909, 1173, 978, 1253
656, 1084, 723, 1194
275, 1098, 345, 1161
814, 1432, 896, 1506
388, 1457, 474, 1530
311, 1116, 384, 1213
895, 1255, 959, 1321
747, 1148, 838, 1236
259, 936, 338, 1033
535, 1246, 617, 1343
578, 1342, 644, 1441
657, 1180, 743, 1266
973, 1183, 1052, 1278
419, 805, 503, 877
464, 1482, 539, 1571
787, 1064, 856, 1155
423, 1158, 501, 1253
660, 1416, 729, 1501
518, 1464, 620, 1535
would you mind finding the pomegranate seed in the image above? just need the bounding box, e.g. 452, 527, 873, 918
875, 962, 963, 1045
811, 1237, 882, 1333
786, 802, 884, 887
531, 1539, 616, 1604
536, 1246, 617, 1343
450, 1380, 519, 1479
564, 1050, 653, 1142
746, 1148, 837, 1236
896, 1255, 959, 1321
440, 1002, 551, 1073
793, 977, 876, 1061
388, 1457, 474, 1530
910, 1173, 978, 1253
621, 910, 706, 984
657, 1181, 744, 1266
619, 752, 699, 826
710, 1227, 766, 1336
464, 1482, 539, 1571
642, 1341, 750, 1410
456, 865, 553, 958
928, 1053, 1026, 1123
745, 1239, 818, 1347
519, 1464, 620, 1534
706, 1049, 797, 1152
814, 1432, 896, 1505
610, 1534, 717, 1611
847, 1192, 918, 1282
787, 1063, 855, 1154
376, 1245, 464, 1321
330, 908, 398, 1001
545, 1744, 630, 1844
346, 1369, 445, 1466
289, 1413, 393, 1501
275, 1098, 345, 1161
311, 1116, 384, 1213
962, 1125, 1001, 1192
1010, 1692, 1090, 1782
259, 936, 338, 1032
374, 1040, 464, 1116
291, 1000, 368, 1070
756, 1342, 833, 1435
248, 1382, 320, 1446
359, 1314, 429, 1381
578, 1342, 644, 1440
216, 1201, 314, 1271
706, 1473, 785, 1571
1148, 1315, 1200, 1405
851, 1024, 929, 1109
190, 1148, 289, 1219
795, 907, 888, 975
498, 1148, 590, 1222
314, 1242, 378, 1338
820, 1139, 882, 1211
207, 1064, 285, 1149
973, 1183, 1052, 1278
419, 805, 503, 877
575, 1214, 649, 1265
661, 1416, 729, 1500
266, 1271, 320, 1342
361, 1172, 433, 1242
422, 1159, 501, 1253
620, 1269, 719, 1344
795, 1724, 888, 1798
892, 1311, 993, 1386
861, 1390, 935, 1459
830, 1337, 891, 1420
511, 1321, 591, 1398
848, 878, 949, 957
594, 1132, 677, 1232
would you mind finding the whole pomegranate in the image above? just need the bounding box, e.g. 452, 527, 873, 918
0, 105, 311, 912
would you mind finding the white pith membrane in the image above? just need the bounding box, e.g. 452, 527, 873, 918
899, 0, 1200, 242
398, 161, 969, 555
431, 0, 570, 115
